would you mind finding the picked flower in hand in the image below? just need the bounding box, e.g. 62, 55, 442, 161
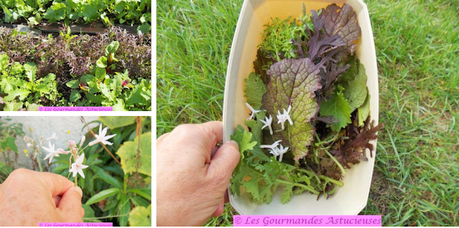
69, 153, 89, 178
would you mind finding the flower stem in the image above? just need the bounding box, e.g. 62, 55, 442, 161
37, 152, 43, 172
319, 175, 344, 187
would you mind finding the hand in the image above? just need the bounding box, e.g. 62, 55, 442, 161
0, 168, 84, 225
156, 121, 240, 226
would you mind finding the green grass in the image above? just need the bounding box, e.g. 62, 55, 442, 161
157, 0, 459, 226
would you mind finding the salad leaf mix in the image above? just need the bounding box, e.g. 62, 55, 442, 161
230, 3, 383, 204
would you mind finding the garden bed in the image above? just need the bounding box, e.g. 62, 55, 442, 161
0, 26, 151, 111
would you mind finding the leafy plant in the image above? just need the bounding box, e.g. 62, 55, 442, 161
0, 0, 151, 34
0, 54, 58, 110
51, 116, 151, 226
231, 3, 384, 204
0, 117, 24, 182
0, 27, 151, 110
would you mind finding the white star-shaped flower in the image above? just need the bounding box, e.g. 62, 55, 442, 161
46, 132, 58, 141
69, 153, 89, 178
89, 124, 117, 146
260, 115, 273, 135
245, 102, 261, 120
42, 141, 59, 164
277, 105, 293, 130
260, 140, 282, 150
275, 144, 289, 162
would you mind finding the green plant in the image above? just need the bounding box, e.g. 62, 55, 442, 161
51, 116, 151, 226
0, 54, 58, 110
0, 117, 24, 182
0, 27, 151, 111
0, 0, 151, 34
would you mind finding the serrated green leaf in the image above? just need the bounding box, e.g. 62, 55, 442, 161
4, 102, 22, 111
244, 72, 266, 109
125, 85, 146, 106
85, 188, 121, 206
26, 103, 40, 111
230, 125, 257, 154
10, 62, 24, 76
319, 91, 352, 131
280, 185, 293, 204
100, 83, 115, 102
128, 206, 151, 226
70, 90, 81, 102
66, 80, 79, 89
36, 83, 50, 94
0, 78, 16, 94
116, 132, 151, 176
24, 62, 37, 82
113, 99, 127, 111
99, 116, 136, 129
3, 89, 30, 101
44, 2, 66, 22
0, 54, 9, 72
86, 93, 104, 104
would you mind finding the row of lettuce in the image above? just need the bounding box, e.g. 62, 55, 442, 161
0, 0, 151, 34
0, 27, 151, 111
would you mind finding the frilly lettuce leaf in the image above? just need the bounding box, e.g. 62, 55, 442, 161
261, 58, 321, 161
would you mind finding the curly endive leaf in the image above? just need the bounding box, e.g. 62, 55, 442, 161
261, 58, 321, 161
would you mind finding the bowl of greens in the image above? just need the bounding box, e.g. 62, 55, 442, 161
223, 0, 383, 215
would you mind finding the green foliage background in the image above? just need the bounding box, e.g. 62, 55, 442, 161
157, 0, 459, 226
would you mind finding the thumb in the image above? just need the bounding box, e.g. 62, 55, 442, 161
208, 141, 240, 183
57, 186, 84, 222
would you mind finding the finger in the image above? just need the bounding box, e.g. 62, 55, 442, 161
156, 132, 170, 145
57, 186, 84, 222
207, 141, 240, 182
224, 190, 229, 203
211, 200, 225, 217
200, 121, 223, 145
39, 172, 76, 197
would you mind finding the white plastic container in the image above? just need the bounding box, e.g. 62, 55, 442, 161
222, 0, 379, 215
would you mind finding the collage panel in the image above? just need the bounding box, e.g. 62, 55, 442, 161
0, 1, 151, 112
0, 116, 151, 226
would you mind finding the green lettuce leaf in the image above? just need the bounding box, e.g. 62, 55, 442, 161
319, 90, 352, 131
261, 58, 321, 161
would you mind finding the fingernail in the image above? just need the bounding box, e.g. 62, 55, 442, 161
74, 186, 83, 197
